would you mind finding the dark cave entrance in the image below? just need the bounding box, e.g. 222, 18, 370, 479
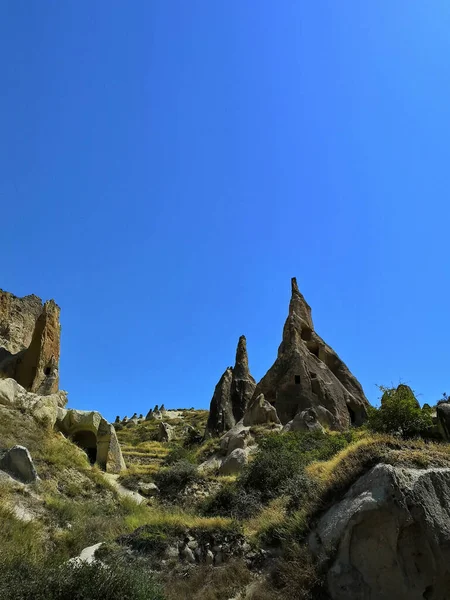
295, 375, 301, 385
347, 406, 356, 426
71, 430, 98, 465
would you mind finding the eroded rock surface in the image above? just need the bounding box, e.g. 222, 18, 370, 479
0, 290, 61, 395
205, 336, 256, 437
310, 464, 450, 600
252, 278, 369, 428
243, 393, 280, 426
0, 445, 39, 483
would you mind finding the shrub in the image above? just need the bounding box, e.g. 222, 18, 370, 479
239, 430, 353, 503
202, 484, 262, 520
164, 445, 196, 466
153, 460, 200, 498
0, 559, 163, 600
367, 385, 433, 438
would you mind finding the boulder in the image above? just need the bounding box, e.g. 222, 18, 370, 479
219, 448, 249, 475
251, 278, 369, 428
437, 402, 450, 440
283, 407, 325, 433
0, 378, 67, 428
219, 422, 251, 456
0, 445, 39, 483
310, 463, 450, 600
243, 393, 280, 427
205, 336, 256, 437
157, 421, 174, 443
138, 482, 159, 497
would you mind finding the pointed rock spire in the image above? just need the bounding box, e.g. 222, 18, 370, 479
205, 336, 256, 437
252, 277, 369, 429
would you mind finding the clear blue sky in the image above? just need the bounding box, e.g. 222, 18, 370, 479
1, 2, 449, 420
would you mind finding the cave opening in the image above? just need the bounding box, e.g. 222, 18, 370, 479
347, 406, 356, 425
295, 375, 301, 385
71, 430, 98, 465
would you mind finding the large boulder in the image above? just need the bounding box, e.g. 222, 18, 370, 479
251, 278, 369, 428
243, 393, 280, 427
157, 421, 174, 443
219, 448, 249, 475
283, 407, 325, 432
310, 463, 450, 600
0, 445, 39, 483
436, 402, 450, 440
205, 336, 256, 437
56, 409, 126, 473
219, 422, 252, 456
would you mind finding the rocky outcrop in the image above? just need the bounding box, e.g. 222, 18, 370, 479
0, 445, 39, 483
252, 278, 369, 429
219, 448, 249, 475
0, 290, 61, 395
0, 377, 67, 428
436, 402, 450, 440
157, 421, 174, 443
310, 464, 450, 600
205, 336, 256, 437
56, 409, 126, 474
243, 393, 280, 426
283, 407, 325, 432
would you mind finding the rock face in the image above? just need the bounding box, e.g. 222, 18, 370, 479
0, 445, 39, 483
252, 278, 369, 428
310, 464, 450, 600
283, 407, 325, 433
243, 393, 280, 426
157, 421, 174, 443
205, 336, 256, 436
56, 409, 126, 474
0, 290, 61, 395
436, 402, 450, 440
218, 448, 249, 475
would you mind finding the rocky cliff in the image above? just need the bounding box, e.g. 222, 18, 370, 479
253, 278, 369, 428
0, 290, 60, 395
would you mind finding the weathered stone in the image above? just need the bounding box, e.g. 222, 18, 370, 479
219, 422, 251, 455
138, 482, 159, 497
243, 393, 280, 426
157, 421, 174, 442
436, 402, 450, 440
205, 336, 256, 437
0, 291, 61, 396
0, 378, 67, 428
252, 278, 369, 428
283, 407, 325, 433
145, 409, 154, 420
310, 464, 450, 600
56, 409, 126, 473
219, 448, 248, 475
0, 445, 39, 483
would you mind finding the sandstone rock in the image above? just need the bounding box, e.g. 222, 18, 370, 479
436, 402, 450, 440
0, 291, 61, 396
0, 378, 67, 428
198, 454, 223, 474
310, 463, 450, 600
56, 409, 126, 473
138, 482, 159, 497
283, 407, 325, 433
252, 278, 369, 428
205, 336, 256, 437
157, 421, 174, 442
219, 448, 248, 475
243, 393, 280, 426
145, 409, 154, 420
0, 445, 39, 483
219, 422, 251, 456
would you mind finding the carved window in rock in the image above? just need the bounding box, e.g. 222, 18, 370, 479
295, 375, 301, 385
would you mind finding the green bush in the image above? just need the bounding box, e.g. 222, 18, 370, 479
367, 385, 433, 438
0, 559, 163, 600
153, 460, 200, 498
163, 445, 196, 466
239, 430, 353, 503
202, 484, 262, 520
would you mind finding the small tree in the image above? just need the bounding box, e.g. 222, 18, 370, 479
367, 384, 433, 438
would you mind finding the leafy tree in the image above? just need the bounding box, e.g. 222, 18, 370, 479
367, 384, 433, 438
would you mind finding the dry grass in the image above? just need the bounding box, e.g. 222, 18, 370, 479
244, 496, 288, 539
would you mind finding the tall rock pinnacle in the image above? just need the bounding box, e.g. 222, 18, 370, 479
252, 278, 369, 429
205, 335, 256, 437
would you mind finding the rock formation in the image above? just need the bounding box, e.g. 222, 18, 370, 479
0, 290, 61, 395
252, 278, 369, 428
310, 463, 450, 600
205, 336, 256, 436
56, 409, 126, 474
242, 393, 280, 426
0, 445, 39, 484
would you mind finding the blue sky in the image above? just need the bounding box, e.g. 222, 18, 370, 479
1, 2, 449, 420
